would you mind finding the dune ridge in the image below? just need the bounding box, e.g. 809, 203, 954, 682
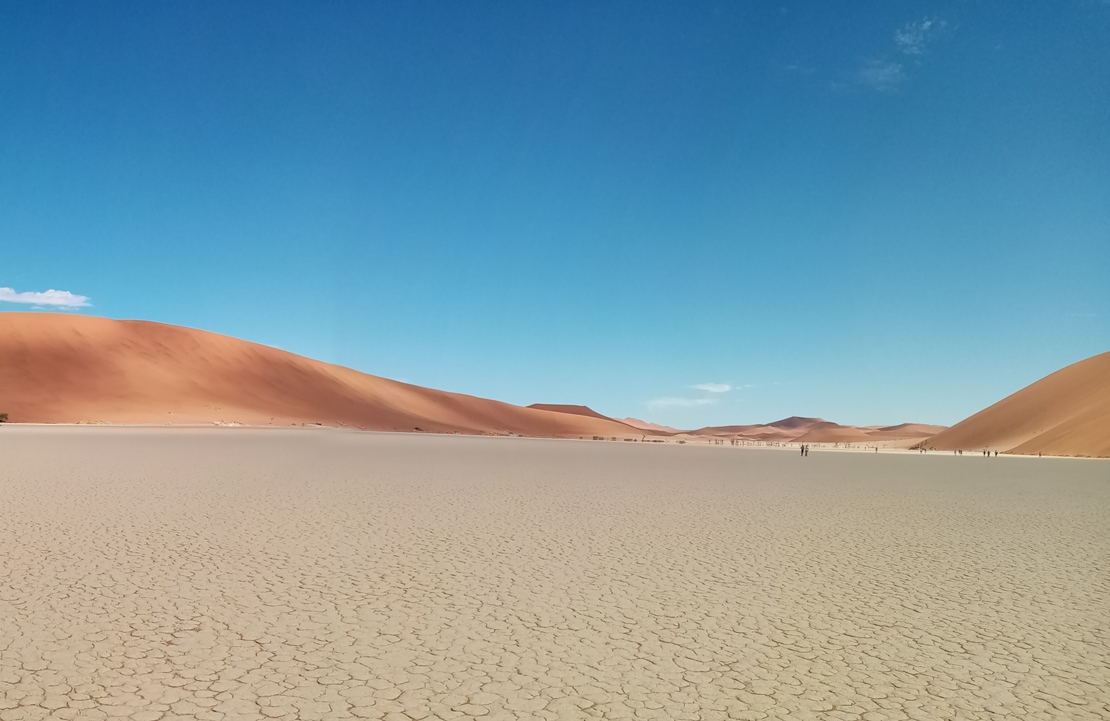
0, 313, 646, 438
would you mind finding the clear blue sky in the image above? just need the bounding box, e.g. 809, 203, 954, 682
2, 1, 1108, 428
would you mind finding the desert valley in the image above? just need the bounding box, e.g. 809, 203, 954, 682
2, 314, 1108, 721
3, 312, 1108, 457
5, 3, 1108, 719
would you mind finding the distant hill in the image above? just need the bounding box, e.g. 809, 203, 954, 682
925, 351, 1110, 457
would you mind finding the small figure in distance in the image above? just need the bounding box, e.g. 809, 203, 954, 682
800, 444, 804, 457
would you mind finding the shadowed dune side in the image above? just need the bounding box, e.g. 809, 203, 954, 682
925, 351, 1110, 457
0, 313, 647, 438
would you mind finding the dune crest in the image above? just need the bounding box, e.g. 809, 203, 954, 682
0, 313, 646, 438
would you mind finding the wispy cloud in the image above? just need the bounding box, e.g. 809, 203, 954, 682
648, 397, 719, 409
692, 382, 731, 393
0, 287, 90, 307
855, 60, 907, 91
843, 17, 950, 93
895, 18, 947, 56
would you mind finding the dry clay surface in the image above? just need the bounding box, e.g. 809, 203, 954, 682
1, 428, 1108, 721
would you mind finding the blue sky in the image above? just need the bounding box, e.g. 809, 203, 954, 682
2, 1, 1108, 428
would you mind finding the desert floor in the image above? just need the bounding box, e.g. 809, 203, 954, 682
1, 428, 1107, 721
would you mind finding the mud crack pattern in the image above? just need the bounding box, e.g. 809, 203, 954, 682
1, 428, 1107, 721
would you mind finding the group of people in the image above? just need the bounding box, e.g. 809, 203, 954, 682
799, 444, 810, 457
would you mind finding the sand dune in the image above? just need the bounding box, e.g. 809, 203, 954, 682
694, 417, 830, 438
620, 417, 682, 434
0, 313, 644, 438
790, 424, 875, 444
926, 351, 1110, 457
527, 403, 623, 423
875, 422, 948, 436
690, 416, 942, 445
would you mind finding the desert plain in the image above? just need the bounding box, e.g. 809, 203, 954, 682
2, 427, 1108, 721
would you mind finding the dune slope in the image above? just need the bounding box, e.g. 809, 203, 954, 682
620, 417, 682, 434
926, 351, 1110, 457
527, 404, 619, 422
0, 313, 645, 438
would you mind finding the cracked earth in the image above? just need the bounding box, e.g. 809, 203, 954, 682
1, 427, 1107, 721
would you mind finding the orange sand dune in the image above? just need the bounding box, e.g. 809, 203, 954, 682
620, 417, 682, 434
527, 404, 623, 423
694, 417, 831, 440
694, 415, 944, 445
925, 351, 1110, 457
789, 422, 949, 445
873, 422, 948, 437
0, 313, 645, 438
791, 424, 873, 444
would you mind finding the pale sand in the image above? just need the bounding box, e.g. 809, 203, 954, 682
1, 428, 1107, 721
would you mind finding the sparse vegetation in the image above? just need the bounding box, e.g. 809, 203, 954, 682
0, 413, 8, 423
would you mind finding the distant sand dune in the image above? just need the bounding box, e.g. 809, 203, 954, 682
620, 417, 681, 434
691, 416, 943, 446
926, 351, 1110, 457
0, 313, 645, 438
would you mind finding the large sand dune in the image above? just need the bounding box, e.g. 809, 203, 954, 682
926, 350, 1110, 457
0, 313, 644, 438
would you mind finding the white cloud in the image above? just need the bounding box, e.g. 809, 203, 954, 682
0, 287, 90, 307
895, 18, 946, 56
648, 397, 719, 409
692, 383, 731, 393
856, 60, 906, 91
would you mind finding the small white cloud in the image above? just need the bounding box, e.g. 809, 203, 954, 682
0, 287, 90, 307
648, 397, 719, 409
856, 60, 906, 91
692, 383, 732, 393
895, 18, 947, 56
